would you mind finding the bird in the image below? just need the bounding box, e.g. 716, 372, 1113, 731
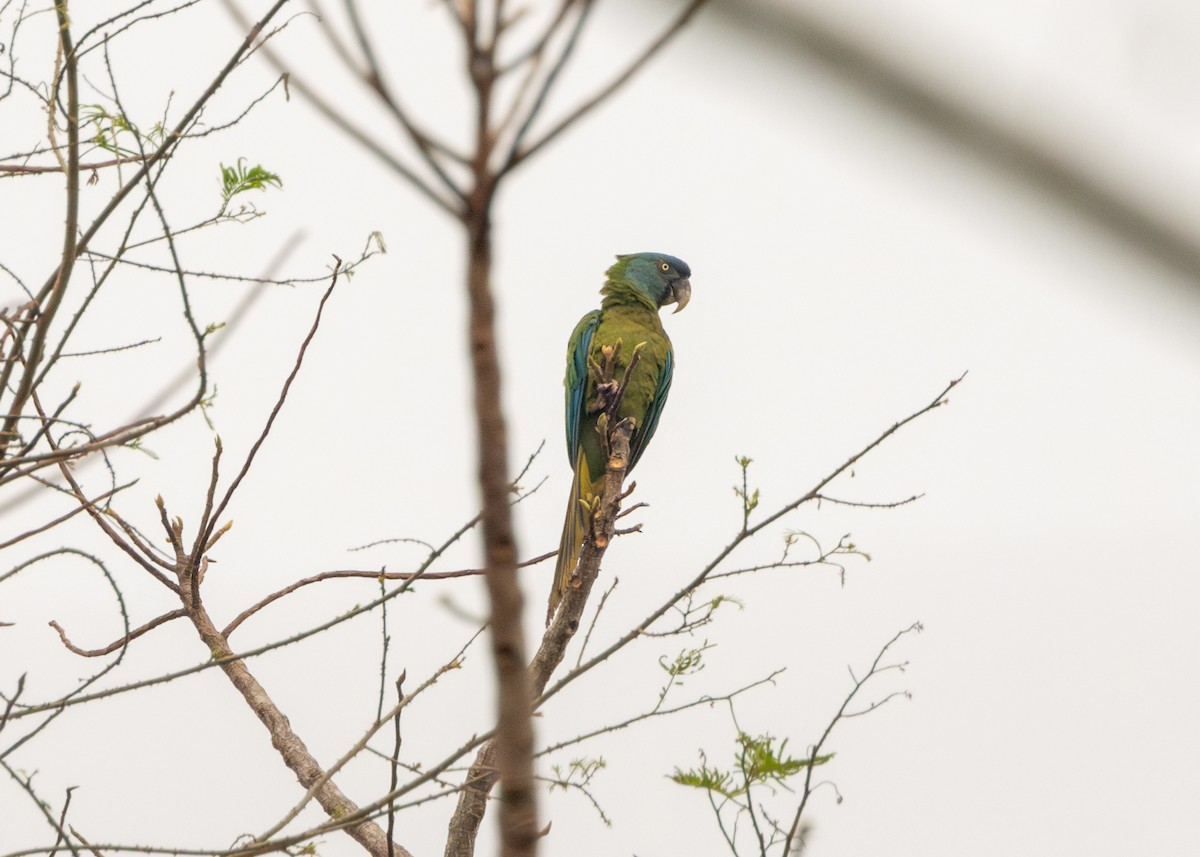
548, 252, 692, 623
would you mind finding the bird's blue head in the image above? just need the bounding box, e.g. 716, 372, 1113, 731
604, 252, 692, 313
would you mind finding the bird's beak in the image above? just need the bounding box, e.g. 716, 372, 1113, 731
669, 278, 691, 313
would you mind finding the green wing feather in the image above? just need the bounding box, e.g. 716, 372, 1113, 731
628, 344, 673, 473
549, 311, 600, 622
564, 310, 600, 463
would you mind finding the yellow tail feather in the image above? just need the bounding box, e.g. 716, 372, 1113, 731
547, 451, 595, 624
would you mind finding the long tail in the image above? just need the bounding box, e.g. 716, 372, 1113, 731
548, 450, 593, 624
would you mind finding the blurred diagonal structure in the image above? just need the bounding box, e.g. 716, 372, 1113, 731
720, 0, 1200, 284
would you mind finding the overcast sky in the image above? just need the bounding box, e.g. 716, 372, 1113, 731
4, 1, 1200, 855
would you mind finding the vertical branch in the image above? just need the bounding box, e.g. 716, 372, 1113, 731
450, 11, 537, 853
0, 0, 79, 461
376, 577, 390, 724
463, 200, 538, 856
387, 671, 406, 857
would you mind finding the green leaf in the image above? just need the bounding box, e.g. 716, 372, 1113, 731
737, 732, 833, 786
219, 157, 283, 211
549, 756, 607, 792
670, 735, 834, 800
81, 104, 139, 156
669, 761, 738, 799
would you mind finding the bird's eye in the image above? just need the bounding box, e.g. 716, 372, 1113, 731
660, 262, 670, 272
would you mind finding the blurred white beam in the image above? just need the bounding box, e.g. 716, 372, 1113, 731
710, 0, 1200, 285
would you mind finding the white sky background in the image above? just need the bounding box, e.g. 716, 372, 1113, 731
4, 1, 1200, 855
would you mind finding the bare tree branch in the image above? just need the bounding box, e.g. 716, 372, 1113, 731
48, 610, 185, 658
173, 557, 413, 857
0, 154, 149, 174
198, 258, 343, 551
782, 623, 922, 853
0, 0, 80, 462
219, 0, 463, 217
502, 0, 708, 173
221, 549, 556, 639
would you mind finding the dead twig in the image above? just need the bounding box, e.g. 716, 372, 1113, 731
221, 550, 556, 639
0, 153, 149, 174
198, 258, 344, 552
781, 623, 922, 853
49, 610, 186, 658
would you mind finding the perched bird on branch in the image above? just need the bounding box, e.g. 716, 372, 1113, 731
548, 252, 692, 622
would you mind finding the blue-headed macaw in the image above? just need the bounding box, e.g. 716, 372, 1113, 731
548, 252, 692, 621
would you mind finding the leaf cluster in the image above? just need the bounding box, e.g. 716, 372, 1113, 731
549, 756, 607, 791
81, 104, 164, 156
734, 455, 761, 528
219, 157, 283, 212
670, 733, 832, 801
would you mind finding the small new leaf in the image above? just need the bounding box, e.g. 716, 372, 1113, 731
659, 642, 714, 680
737, 732, 832, 787
199, 384, 219, 431
708, 594, 743, 612
670, 761, 737, 799
734, 454, 760, 526
219, 158, 283, 211
82, 104, 137, 156
549, 756, 606, 791
123, 437, 159, 460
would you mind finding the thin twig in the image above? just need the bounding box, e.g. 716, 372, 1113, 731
497, 0, 595, 170
0, 481, 132, 550
575, 576, 618, 668
200, 260, 344, 550
814, 492, 924, 509
30, 394, 180, 592
0, 674, 26, 738
341, 0, 468, 191
220, 0, 461, 217
781, 623, 922, 854
221, 550, 555, 638
503, 0, 709, 173
0, 153, 148, 174
1, 758, 81, 857
10, 498, 530, 720
250, 648, 461, 845
387, 670, 405, 857
49, 610, 186, 658
536, 671, 781, 758
0, 0, 80, 462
